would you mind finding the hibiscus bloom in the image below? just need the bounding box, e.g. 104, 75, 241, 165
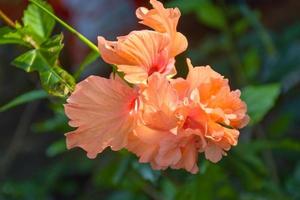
128, 60, 249, 173
64, 0, 249, 174
98, 0, 187, 84
64, 60, 248, 173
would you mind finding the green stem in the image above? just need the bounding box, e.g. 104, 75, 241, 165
0, 9, 16, 28
29, 0, 99, 54
30, 0, 125, 80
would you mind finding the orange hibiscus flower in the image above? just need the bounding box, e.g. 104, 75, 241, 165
64, 0, 249, 174
127, 60, 248, 173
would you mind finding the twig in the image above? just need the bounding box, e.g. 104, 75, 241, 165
0, 102, 39, 180
0, 9, 16, 28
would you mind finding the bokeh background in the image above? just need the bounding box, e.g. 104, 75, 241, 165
0, 0, 300, 199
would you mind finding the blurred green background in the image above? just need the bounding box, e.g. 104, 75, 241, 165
0, 0, 300, 199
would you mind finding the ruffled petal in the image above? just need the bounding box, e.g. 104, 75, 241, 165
156, 129, 202, 173
141, 73, 178, 130
173, 139, 199, 173
136, 0, 187, 56
171, 32, 188, 57
204, 141, 224, 163
64, 75, 138, 158
186, 58, 249, 128
186, 58, 222, 92
127, 129, 159, 163
204, 122, 240, 163
136, 0, 180, 35
98, 30, 175, 84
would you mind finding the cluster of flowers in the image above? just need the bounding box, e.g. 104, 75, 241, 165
64, 0, 249, 173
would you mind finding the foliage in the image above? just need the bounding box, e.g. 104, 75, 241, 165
0, 0, 300, 199
0, 0, 75, 98
0, 90, 47, 112
242, 83, 280, 125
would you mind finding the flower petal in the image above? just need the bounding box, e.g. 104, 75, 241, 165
141, 73, 178, 130
186, 58, 222, 91
204, 142, 224, 163
65, 75, 138, 158
98, 30, 174, 84
136, 0, 180, 34
127, 130, 159, 163
186, 58, 249, 128
171, 32, 188, 57
136, 0, 187, 56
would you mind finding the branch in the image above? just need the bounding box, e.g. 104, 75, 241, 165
0, 9, 16, 28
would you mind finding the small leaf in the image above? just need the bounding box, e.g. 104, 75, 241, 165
11, 33, 75, 97
242, 84, 280, 125
167, 0, 200, 14
12, 49, 75, 97
46, 139, 66, 157
0, 27, 28, 46
113, 156, 131, 184
196, 2, 226, 30
0, 90, 47, 112
168, 0, 226, 29
243, 47, 260, 79
23, 0, 55, 39
40, 65, 75, 97
39, 34, 64, 66
233, 18, 249, 35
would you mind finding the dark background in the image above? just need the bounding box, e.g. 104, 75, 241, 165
0, 0, 300, 199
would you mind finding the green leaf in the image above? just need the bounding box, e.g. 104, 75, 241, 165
32, 112, 68, 133
113, 156, 131, 184
12, 50, 75, 97
168, 0, 226, 29
11, 33, 75, 97
0, 90, 47, 112
177, 164, 236, 200
23, 0, 55, 39
167, 0, 200, 14
0, 27, 28, 46
161, 179, 177, 200
39, 34, 64, 65
242, 84, 281, 125
233, 18, 249, 35
196, 2, 226, 30
243, 47, 260, 79
46, 139, 66, 157
250, 139, 300, 153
